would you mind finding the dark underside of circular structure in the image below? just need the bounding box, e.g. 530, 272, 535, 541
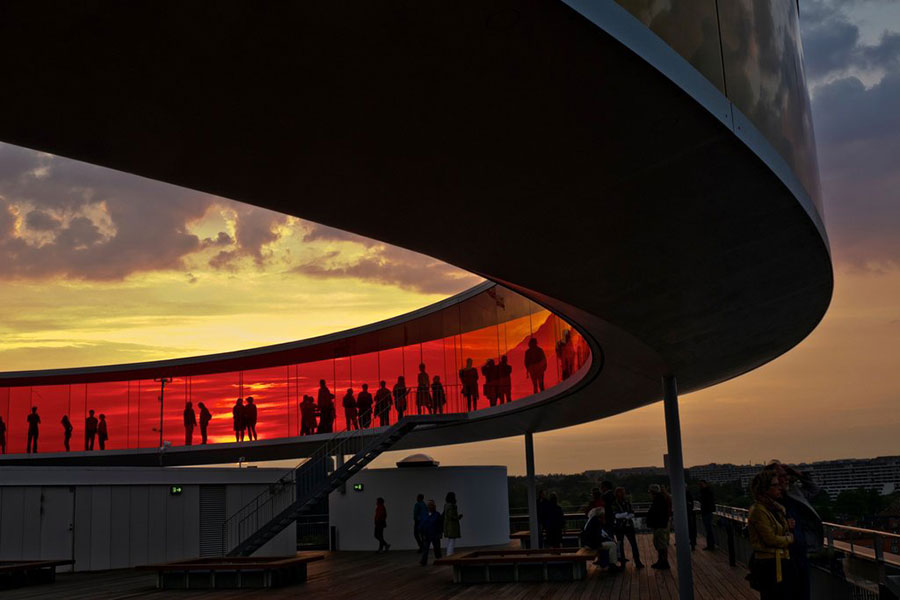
0, 0, 832, 463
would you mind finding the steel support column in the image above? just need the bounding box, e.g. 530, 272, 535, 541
525, 432, 539, 550
663, 375, 694, 600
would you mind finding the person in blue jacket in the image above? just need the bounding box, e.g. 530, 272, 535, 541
419, 500, 443, 566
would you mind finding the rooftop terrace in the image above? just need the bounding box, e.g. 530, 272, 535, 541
2, 535, 756, 600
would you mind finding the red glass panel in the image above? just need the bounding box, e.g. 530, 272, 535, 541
241, 366, 289, 442
30, 384, 70, 452
84, 381, 129, 450
8, 387, 31, 454
189, 371, 240, 444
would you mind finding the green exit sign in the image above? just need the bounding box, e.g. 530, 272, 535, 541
170, 485, 183, 496
352, 483, 364, 492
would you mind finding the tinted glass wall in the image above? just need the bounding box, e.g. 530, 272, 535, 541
0, 286, 590, 454
615, 0, 822, 211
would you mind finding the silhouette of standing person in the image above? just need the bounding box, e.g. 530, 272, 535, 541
317, 380, 335, 434
300, 395, 317, 435
342, 388, 358, 430
374, 497, 390, 552
497, 355, 512, 404
85, 409, 98, 450
198, 402, 212, 444
184, 401, 197, 446
524, 338, 547, 394
431, 376, 446, 414
416, 363, 431, 414
244, 397, 258, 441
459, 358, 479, 411
557, 330, 576, 380
0, 415, 6, 454
482, 358, 499, 407
232, 398, 245, 442
97, 414, 108, 450
26, 406, 40, 453
357, 383, 373, 429
374, 381, 392, 427
61, 415, 73, 452
393, 376, 408, 420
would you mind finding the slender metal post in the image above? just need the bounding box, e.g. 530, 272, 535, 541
525, 432, 539, 550
663, 375, 694, 600
154, 377, 171, 447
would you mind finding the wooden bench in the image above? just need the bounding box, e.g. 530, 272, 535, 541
0, 560, 74, 589
511, 530, 582, 549
138, 554, 324, 589
435, 548, 597, 583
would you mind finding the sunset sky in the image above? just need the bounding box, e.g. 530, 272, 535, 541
1, 0, 898, 473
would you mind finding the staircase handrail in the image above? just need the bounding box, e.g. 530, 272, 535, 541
222, 404, 463, 554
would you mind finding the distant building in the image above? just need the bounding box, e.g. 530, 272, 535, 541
688, 456, 900, 500
799, 456, 900, 499
687, 463, 763, 488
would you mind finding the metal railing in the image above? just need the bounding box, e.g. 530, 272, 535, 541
714, 504, 900, 598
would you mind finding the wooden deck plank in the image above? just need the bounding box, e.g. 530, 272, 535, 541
0, 534, 755, 600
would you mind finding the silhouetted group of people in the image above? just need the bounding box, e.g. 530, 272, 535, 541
0, 407, 109, 454
373, 491, 463, 565
0, 337, 569, 454
230, 397, 258, 442
183, 400, 213, 445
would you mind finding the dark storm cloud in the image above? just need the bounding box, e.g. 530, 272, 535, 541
798, 1, 900, 269
0, 143, 287, 280
802, 0, 900, 79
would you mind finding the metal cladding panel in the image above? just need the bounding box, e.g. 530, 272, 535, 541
147, 486, 167, 563
129, 486, 150, 567
109, 486, 131, 569
199, 485, 226, 557
89, 486, 112, 571
73, 487, 93, 571
0, 487, 25, 560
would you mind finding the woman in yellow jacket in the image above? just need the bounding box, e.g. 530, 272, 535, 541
748, 470, 795, 599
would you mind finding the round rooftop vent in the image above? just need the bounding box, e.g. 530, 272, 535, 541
396, 453, 440, 468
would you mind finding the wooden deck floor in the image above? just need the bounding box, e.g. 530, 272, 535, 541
3, 534, 756, 599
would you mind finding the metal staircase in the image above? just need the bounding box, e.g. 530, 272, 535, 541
222, 411, 466, 557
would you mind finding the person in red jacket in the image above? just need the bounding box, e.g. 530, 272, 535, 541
374, 497, 391, 552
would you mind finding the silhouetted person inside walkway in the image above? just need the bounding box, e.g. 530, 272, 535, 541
374, 497, 390, 552
357, 384, 373, 429
26, 407, 40, 453
244, 396, 258, 441
85, 409, 98, 450
184, 401, 197, 446
431, 376, 446, 414
97, 414, 108, 450
343, 388, 358, 430
374, 381, 392, 427
482, 358, 499, 407
497, 355, 512, 404
0, 416, 6, 454
544, 493, 565, 548
232, 398, 245, 442
419, 500, 443, 566
393, 376, 408, 420
459, 358, 479, 411
416, 363, 431, 414
300, 395, 317, 435
557, 330, 576, 380
198, 402, 211, 444
524, 338, 547, 394
317, 380, 335, 434
61, 415, 73, 452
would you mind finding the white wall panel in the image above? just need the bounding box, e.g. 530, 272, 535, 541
109, 486, 131, 569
